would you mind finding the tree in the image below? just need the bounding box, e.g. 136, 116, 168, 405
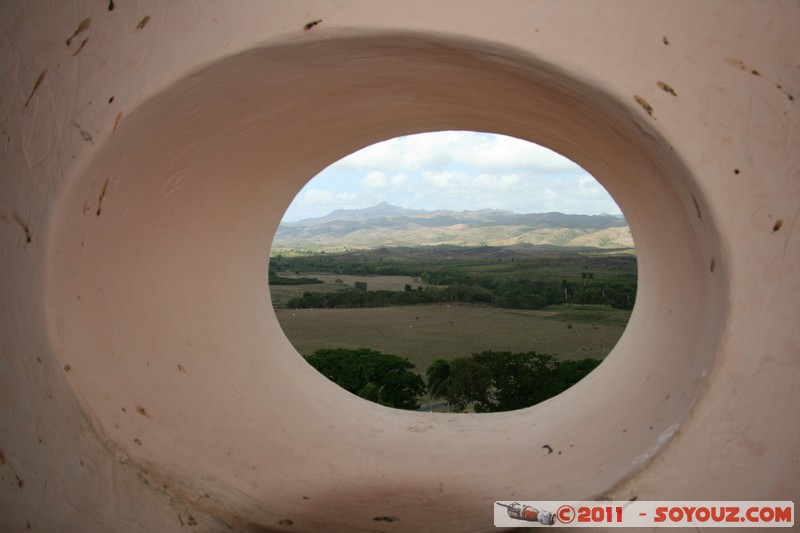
471, 351, 555, 411
305, 348, 425, 410
447, 356, 494, 412
426, 359, 452, 409
553, 358, 602, 388
434, 351, 602, 413
561, 279, 571, 301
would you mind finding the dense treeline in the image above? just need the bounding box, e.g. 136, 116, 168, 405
305, 348, 425, 410
273, 245, 637, 310
270, 245, 635, 278
268, 275, 323, 285
283, 279, 633, 310
427, 352, 601, 413
286, 284, 441, 309
303, 347, 600, 412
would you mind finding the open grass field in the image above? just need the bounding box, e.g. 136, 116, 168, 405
273, 301, 630, 375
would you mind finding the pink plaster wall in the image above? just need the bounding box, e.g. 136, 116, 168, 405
0, 1, 797, 531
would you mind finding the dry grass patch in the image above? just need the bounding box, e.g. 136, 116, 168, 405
274, 303, 628, 374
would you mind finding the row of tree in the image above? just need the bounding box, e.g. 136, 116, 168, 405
303, 348, 600, 412
426, 352, 601, 412
270, 247, 636, 280
272, 246, 637, 310
268, 275, 323, 285
285, 276, 634, 311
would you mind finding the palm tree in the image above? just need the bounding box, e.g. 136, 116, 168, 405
426, 359, 452, 412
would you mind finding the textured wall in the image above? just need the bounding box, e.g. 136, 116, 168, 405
1, 1, 797, 531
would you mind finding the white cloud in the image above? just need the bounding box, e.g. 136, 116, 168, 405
396, 131, 468, 170
472, 173, 522, 191
359, 171, 389, 189
577, 173, 606, 197
422, 170, 467, 189
283, 188, 361, 221
283, 132, 622, 221
451, 134, 579, 172
340, 141, 399, 169
541, 188, 558, 201
333, 131, 582, 176
296, 188, 357, 206
390, 174, 409, 188
296, 189, 334, 204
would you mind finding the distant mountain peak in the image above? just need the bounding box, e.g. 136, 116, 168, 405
357, 202, 422, 216
284, 202, 426, 227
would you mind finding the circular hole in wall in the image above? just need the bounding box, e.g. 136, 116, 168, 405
46, 32, 726, 529
270, 130, 637, 413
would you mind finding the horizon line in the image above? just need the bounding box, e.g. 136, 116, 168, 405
282, 201, 626, 223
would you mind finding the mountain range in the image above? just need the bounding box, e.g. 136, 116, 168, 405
274, 202, 633, 250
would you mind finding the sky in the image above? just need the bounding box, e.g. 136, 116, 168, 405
281, 131, 622, 222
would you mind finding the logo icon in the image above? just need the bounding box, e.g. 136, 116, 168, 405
496, 502, 556, 525
556, 504, 575, 524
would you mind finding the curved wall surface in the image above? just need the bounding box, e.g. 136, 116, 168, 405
1, 1, 797, 531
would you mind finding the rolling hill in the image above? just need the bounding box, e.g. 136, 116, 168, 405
274, 202, 633, 250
